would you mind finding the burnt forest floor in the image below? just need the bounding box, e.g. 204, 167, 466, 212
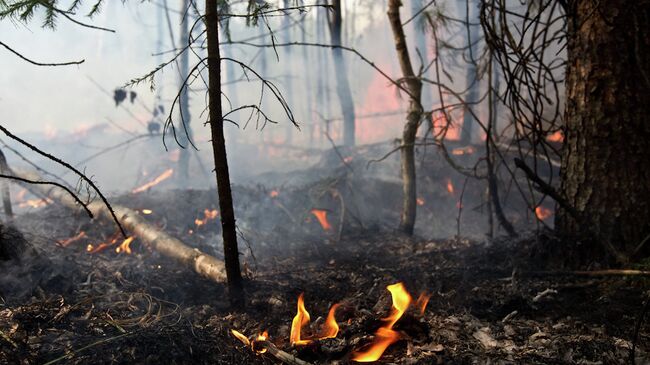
1, 188, 649, 365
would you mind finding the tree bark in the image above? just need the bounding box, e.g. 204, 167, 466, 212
329, 0, 356, 146
559, 0, 650, 260
387, 0, 423, 235
205, 0, 244, 304
459, 0, 479, 145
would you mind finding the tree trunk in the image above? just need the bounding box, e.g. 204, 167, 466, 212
329, 0, 356, 147
387, 0, 423, 235
177, 0, 192, 184
205, 0, 244, 304
282, 0, 295, 145
459, 0, 479, 145
410, 0, 433, 136
558, 0, 650, 260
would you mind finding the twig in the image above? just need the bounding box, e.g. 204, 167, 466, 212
0, 40, 84, 66
255, 340, 313, 365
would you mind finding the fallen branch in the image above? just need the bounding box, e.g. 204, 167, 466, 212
11, 169, 227, 284
254, 340, 313, 365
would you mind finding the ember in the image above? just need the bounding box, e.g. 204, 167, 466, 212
195, 209, 219, 227
310, 209, 332, 231
269, 190, 279, 198
59, 231, 87, 247
535, 206, 552, 220
416, 197, 425, 206
446, 178, 455, 194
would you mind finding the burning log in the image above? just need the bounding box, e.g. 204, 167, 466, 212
10, 169, 227, 283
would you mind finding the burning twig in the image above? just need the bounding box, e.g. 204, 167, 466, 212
231, 330, 313, 365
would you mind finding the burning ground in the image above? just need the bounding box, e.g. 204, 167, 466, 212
0, 145, 648, 364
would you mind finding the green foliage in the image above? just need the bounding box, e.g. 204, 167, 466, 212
0, 0, 105, 29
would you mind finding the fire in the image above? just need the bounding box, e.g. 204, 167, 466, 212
319, 304, 340, 339
415, 293, 430, 315
535, 206, 552, 220
269, 190, 279, 198
451, 146, 476, 156
195, 209, 219, 226
547, 130, 564, 142
416, 198, 425, 206
59, 231, 87, 247
19, 197, 52, 209
290, 293, 312, 346
352, 283, 412, 362
132, 168, 174, 193
141, 209, 153, 215
252, 331, 269, 354
311, 209, 332, 231
115, 236, 135, 254
446, 179, 455, 194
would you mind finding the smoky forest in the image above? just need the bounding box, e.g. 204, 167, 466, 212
1, 0, 649, 364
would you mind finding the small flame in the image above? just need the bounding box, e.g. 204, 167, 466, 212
547, 130, 564, 142
319, 304, 340, 339
415, 293, 430, 315
352, 283, 412, 362
270, 190, 279, 198
19, 197, 52, 209
446, 179, 455, 194
311, 209, 332, 231
451, 146, 476, 155
115, 236, 135, 255
231, 329, 250, 346
416, 198, 425, 206
290, 293, 312, 346
132, 168, 174, 193
535, 206, 552, 220
59, 231, 87, 247
195, 209, 219, 227
141, 209, 153, 215
252, 331, 269, 354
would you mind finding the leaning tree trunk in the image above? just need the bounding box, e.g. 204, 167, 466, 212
205, 0, 244, 304
387, 0, 423, 235
329, 0, 356, 147
558, 0, 650, 261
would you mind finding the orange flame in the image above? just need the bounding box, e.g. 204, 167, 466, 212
270, 190, 279, 198
115, 236, 135, 255
547, 130, 564, 142
132, 168, 174, 193
535, 206, 552, 220
195, 209, 219, 227
59, 231, 87, 247
19, 197, 52, 209
415, 293, 430, 315
319, 304, 340, 339
252, 331, 269, 354
451, 146, 476, 156
416, 198, 425, 206
141, 209, 153, 215
311, 209, 332, 231
290, 293, 312, 346
352, 283, 412, 362
446, 179, 455, 194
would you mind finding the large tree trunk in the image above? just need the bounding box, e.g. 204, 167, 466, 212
205, 0, 244, 304
558, 0, 650, 260
387, 0, 423, 235
329, 0, 356, 146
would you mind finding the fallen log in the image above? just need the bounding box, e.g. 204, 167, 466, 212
11, 169, 227, 283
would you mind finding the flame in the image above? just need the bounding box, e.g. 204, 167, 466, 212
59, 231, 87, 247
535, 206, 552, 220
115, 236, 135, 254
231, 329, 250, 346
252, 331, 269, 354
141, 209, 153, 215
352, 283, 412, 362
290, 293, 312, 346
416, 198, 425, 206
446, 179, 455, 194
415, 293, 430, 315
451, 146, 476, 155
19, 197, 52, 209
195, 209, 219, 227
270, 190, 279, 198
132, 168, 174, 193
319, 304, 340, 339
311, 209, 332, 231
547, 130, 564, 142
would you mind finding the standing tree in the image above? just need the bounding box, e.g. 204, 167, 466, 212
328, 0, 356, 146
387, 0, 423, 235
558, 0, 650, 261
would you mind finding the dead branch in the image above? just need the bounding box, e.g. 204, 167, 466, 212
255, 340, 313, 365
11, 169, 228, 284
